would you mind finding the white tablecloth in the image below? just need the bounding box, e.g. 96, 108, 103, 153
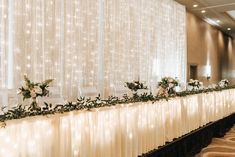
1, 89, 235, 157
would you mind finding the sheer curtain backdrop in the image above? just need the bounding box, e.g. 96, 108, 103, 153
0, 0, 186, 101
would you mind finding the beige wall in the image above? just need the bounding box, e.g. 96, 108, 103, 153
222, 37, 235, 84
186, 11, 235, 85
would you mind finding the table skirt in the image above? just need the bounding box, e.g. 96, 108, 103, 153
1, 89, 235, 157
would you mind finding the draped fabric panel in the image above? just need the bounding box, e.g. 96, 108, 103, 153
0, 0, 186, 100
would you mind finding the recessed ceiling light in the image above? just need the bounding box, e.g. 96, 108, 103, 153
193, 4, 198, 8
216, 20, 220, 23
205, 18, 220, 27
201, 10, 206, 13
227, 28, 231, 31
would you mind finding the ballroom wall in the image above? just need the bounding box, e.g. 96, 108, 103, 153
186, 11, 235, 85
220, 34, 235, 84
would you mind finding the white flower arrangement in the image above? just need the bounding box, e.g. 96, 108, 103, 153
218, 79, 229, 88
187, 79, 203, 91
125, 81, 147, 92
18, 75, 53, 110
156, 77, 179, 97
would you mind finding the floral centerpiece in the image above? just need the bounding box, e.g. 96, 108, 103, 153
187, 79, 203, 91
125, 80, 147, 92
18, 75, 53, 111
125, 80, 148, 96
218, 79, 229, 88
157, 77, 179, 97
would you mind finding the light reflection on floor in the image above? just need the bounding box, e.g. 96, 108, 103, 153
195, 126, 235, 157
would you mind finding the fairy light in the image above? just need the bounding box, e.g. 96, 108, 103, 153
0, 0, 186, 100
15, 66, 21, 70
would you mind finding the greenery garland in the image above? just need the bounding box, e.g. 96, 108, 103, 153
0, 85, 235, 125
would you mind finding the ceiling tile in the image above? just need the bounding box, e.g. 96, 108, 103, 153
200, 0, 235, 6
175, 0, 235, 37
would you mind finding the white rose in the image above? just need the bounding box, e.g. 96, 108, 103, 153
23, 83, 29, 90
168, 78, 174, 83
34, 86, 42, 94
219, 82, 224, 87
30, 90, 37, 98
17, 90, 22, 94
157, 86, 163, 92
169, 83, 174, 88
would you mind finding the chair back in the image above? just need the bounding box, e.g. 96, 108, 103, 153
79, 86, 99, 99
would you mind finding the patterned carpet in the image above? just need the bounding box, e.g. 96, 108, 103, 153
195, 126, 235, 157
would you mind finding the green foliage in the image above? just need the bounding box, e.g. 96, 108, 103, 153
125, 81, 147, 92
0, 85, 234, 124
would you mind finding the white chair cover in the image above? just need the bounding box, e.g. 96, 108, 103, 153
78, 87, 99, 99
38, 86, 65, 106
0, 89, 18, 110
112, 85, 130, 98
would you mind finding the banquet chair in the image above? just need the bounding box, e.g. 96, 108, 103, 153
0, 89, 9, 109
112, 85, 130, 98
7, 89, 19, 109
0, 89, 18, 110
78, 86, 99, 99
38, 86, 65, 106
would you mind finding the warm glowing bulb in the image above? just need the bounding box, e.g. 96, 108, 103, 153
16, 66, 21, 70
26, 64, 31, 68
201, 10, 206, 13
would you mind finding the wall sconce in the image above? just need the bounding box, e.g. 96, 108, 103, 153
204, 65, 211, 81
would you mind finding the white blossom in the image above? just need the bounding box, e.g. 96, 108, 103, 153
34, 86, 42, 94
168, 78, 174, 83
23, 83, 29, 90
218, 79, 229, 88
168, 83, 174, 88
30, 90, 37, 98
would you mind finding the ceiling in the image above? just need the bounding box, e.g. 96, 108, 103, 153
175, 0, 235, 38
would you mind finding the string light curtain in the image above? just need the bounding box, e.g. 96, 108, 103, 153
0, 0, 11, 89
0, 0, 186, 100
103, 0, 186, 95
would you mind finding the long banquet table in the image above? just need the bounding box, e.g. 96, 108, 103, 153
1, 89, 235, 157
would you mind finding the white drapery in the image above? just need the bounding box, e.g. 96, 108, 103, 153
0, 0, 186, 100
